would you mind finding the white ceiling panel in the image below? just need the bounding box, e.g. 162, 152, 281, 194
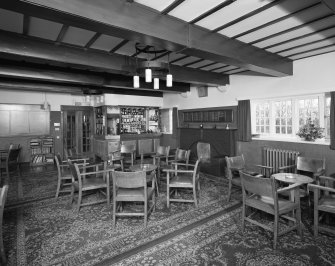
62, 26, 96, 46
0, 8, 23, 34
90, 34, 123, 51
267, 27, 335, 53
236, 6, 331, 43
135, 0, 175, 12
168, 0, 227, 22
196, 0, 274, 31
255, 16, 335, 48
201, 63, 226, 71
279, 38, 335, 57
187, 60, 214, 68
29, 17, 63, 41
220, 0, 322, 37
289, 47, 335, 60
172, 56, 200, 66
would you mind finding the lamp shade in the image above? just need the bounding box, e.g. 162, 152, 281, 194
133, 75, 140, 88
145, 68, 152, 83
166, 74, 173, 87
154, 78, 159, 90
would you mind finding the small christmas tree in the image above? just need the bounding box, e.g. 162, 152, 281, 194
296, 118, 324, 141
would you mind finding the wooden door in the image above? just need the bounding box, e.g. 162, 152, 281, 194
62, 106, 93, 157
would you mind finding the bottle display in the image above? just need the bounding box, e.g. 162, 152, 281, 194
120, 107, 146, 134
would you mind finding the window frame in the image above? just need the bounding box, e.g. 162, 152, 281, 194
251, 93, 327, 140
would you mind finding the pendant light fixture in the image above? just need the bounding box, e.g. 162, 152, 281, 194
133, 55, 140, 88
166, 53, 173, 87
154, 78, 159, 90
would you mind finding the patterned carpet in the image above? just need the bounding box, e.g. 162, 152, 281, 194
3, 167, 335, 265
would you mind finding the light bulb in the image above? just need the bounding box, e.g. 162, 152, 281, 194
133, 75, 140, 88
145, 68, 152, 83
166, 74, 173, 87
154, 78, 159, 90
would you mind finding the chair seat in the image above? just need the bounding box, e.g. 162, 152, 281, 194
73, 177, 108, 190
319, 196, 335, 209
170, 174, 193, 186
116, 187, 154, 200
247, 194, 298, 213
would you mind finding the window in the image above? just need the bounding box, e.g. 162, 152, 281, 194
252, 94, 327, 139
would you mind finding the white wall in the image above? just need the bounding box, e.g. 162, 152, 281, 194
163, 51, 335, 109
0, 90, 163, 111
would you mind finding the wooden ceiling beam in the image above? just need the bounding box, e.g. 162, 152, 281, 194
0, 31, 226, 87
0, 0, 292, 77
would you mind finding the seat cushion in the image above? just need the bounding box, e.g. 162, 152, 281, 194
83, 177, 107, 189
246, 194, 297, 213
116, 187, 154, 201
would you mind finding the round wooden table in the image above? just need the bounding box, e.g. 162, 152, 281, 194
129, 164, 159, 195
272, 173, 314, 184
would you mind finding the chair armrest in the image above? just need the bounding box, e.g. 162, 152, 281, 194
79, 168, 114, 177
278, 165, 296, 172
171, 162, 195, 168
164, 169, 194, 174
277, 183, 301, 194
308, 183, 335, 193
256, 164, 273, 170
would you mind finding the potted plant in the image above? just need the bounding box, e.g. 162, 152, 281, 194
296, 118, 324, 141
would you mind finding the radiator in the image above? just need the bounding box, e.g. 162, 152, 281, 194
262, 147, 300, 174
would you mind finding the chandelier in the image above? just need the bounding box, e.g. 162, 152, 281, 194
133, 43, 173, 90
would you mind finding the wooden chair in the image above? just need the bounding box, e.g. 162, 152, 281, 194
121, 143, 136, 168
55, 154, 73, 198
225, 155, 246, 202
0, 147, 21, 181
112, 171, 155, 226
0, 185, 8, 265
165, 160, 201, 208
68, 160, 113, 212
240, 171, 302, 249
167, 148, 190, 165
308, 176, 335, 237
151, 145, 170, 166
281, 156, 326, 201
107, 150, 124, 171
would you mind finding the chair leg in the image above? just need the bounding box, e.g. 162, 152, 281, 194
106, 186, 110, 208
70, 186, 75, 204
167, 184, 170, 208
228, 181, 232, 202
77, 190, 82, 212
56, 179, 62, 198
273, 214, 279, 249
144, 199, 148, 227
113, 200, 117, 227
314, 208, 318, 237
193, 186, 198, 207
241, 204, 245, 232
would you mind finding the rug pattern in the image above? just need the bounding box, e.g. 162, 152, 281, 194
3, 169, 335, 266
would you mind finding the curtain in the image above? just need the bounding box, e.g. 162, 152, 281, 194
237, 100, 252, 142
330, 92, 335, 149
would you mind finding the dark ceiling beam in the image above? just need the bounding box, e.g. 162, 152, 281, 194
0, 0, 292, 77
189, 0, 236, 24
182, 59, 203, 67
232, 2, 322, 39
170, 55, 189, 64
85, 33, 101, 49
276, 35, 335, 54
0, 63, 191, 93
0, 79, 84, 94
0, 31, 224, 86
321, 0, 335, 13
290, 48, 335, 61
152, 50, 170, 60
23, 15, 30, 35
161, 0, 185, 15
284, 43, 335, 58
212, 0, 285, 32
263, 25, 335, 50
199, 62, 217, 69
250, 14, 334, 45
56, 24, 69, 43
109, 39, 129, 53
